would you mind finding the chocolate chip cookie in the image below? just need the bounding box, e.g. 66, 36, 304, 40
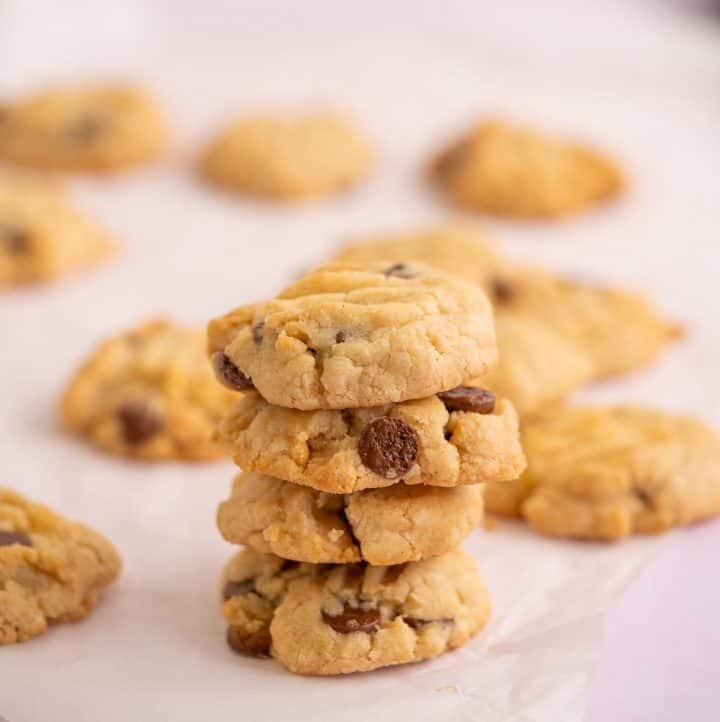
0, 173, 113, 287
430, 119, 623, 218
334, 227, 677, 411
60, 319, 237, 460
199, 111, 372, 201
217, 472, 484, 565
208, 261, 497, 410
216, 389, 525, 492
0, 488, 121, 644
0, 85, 167, 172
485, 405, 720, 540
221, 547, 490, 674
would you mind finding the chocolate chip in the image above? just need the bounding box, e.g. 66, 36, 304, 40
322, 605, 381, 634
212, 352, 254, 391
358, 416, 418, 479
383, 263, 417, 279
490, 277, 514, 304
335, 330, 347, 344
226, 625, 271, 657
116, 402, 162, 444
66, 114, 107, 143
251, 322, 265, 345
0, 530, 32, 548
432, 139, 468, 177
404, 617, 453, 629
222, 579, 255, 600
438, 386, 496, 414
634, 489, 653, 507
0, 223, 30, 254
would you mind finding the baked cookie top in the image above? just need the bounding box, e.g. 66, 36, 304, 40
0, 488, 121, 645
484, 405, 720, 540
0, 174, 113, 287
332, 227, 678, 410
60, 319, 237, 461
0, 85, 167, 172
216, 388, 524, 492
217, 471, 484, 565
221, 547, 490, 675
199, 112, 372, 200
208, 261, 497, 410
430, 119, 623, 218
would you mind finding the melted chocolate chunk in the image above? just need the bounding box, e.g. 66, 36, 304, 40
438, 386, 496, 414
0, 530, 33, 548
226, 625, 271, 657
116, 402, 162, 444
358, 417, 418, 479
212, 352, 254, 391
335, 330, 347, 344
322, 605, 381, 634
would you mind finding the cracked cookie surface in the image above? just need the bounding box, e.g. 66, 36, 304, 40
334, 227, 677, 411
208, 261, 497, 410
0, 174, 113, 286
216, 388, 524, 492
199, 112, 372, 200
61, 319, 237, 460
0, 85, 167, 172
485, 405, 720, 540
217, 472, 484, 565
221, 547, 490, 675
0, 488, 121, 644
430, 119, 623, 218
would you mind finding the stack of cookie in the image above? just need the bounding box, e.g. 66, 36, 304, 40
207, 261, 526, 675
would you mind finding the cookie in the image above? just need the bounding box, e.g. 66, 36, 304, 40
217, 472, 484, 565
0, 85, 167, 172
334, 227, 677, 409
0, 174, 113, 287
430, 119, 623, 218
0, 488, 121, 645
476, 314, 594, 415
199, 112, 372, 201
208, 261, 497, 410
216, 389, 525, 493
484, 405, 720, 540
60, 319, 237, 460
488, 267, 682, 380
221, 547, 490, 675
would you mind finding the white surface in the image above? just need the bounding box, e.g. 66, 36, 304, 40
1, 2, 719, 720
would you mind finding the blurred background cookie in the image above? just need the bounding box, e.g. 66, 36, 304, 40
199, 111, 372, 201
0, 84, 167, 172
430, 119, 623, 218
